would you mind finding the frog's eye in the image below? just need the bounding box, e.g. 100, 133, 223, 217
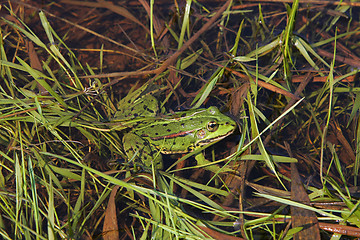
207, 121, 218, 132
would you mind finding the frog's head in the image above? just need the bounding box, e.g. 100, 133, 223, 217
193, 107, 236, 148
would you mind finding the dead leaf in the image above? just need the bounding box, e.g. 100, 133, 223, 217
103, 185, 120, 240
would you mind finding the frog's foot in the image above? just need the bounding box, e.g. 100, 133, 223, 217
195, 153, 233, 173
123, 133, 163, 170
115, 94, 159, 119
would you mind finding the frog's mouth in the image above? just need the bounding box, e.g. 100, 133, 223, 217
196, 129, 235, 147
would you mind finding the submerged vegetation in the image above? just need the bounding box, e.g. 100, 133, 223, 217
1, 0, 360, 239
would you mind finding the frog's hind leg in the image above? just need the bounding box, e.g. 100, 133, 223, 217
123, 133, 163, 170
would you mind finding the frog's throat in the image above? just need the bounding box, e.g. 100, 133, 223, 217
195, 129, 235, 147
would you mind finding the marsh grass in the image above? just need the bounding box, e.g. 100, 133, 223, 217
0, 0, 360, 239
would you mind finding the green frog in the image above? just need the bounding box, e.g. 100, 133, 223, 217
115, 86, 237, 170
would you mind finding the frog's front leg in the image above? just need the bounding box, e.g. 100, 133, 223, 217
123, 133, 163, 169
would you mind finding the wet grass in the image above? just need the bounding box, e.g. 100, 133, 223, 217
1, 0, 360, 239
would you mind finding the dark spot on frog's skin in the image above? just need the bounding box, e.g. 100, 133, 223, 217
181, 113, 186, 117
181, 123, 185, 127
128, 100, 131, 104
163, 123, 168, 127
189, 118, 193, 121
150, 125, 155, 128
133, 113, 138, 117
155, 133, 159, 136
167, 129, 171, 132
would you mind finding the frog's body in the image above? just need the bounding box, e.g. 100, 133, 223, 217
116, 88, 236, 170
